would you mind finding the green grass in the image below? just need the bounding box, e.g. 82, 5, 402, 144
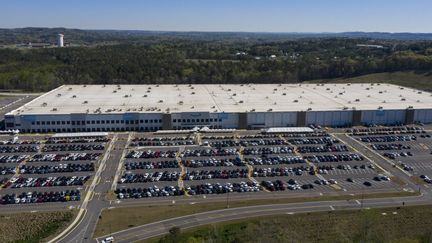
94, 191, 418, 237
309, 71, 432, 91
147, 205, 432, 243
0, 210, 75, 243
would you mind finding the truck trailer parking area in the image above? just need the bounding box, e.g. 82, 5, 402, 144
1, 126, 430, 210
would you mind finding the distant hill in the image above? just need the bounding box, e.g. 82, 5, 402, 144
1, 27, 432, 45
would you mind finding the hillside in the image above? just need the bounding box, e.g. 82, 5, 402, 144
310, 71, 432, 91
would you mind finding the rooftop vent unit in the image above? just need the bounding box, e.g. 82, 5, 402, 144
232, 93, 236, 96
124, 95, 129, 98
251, 108, 255, 112
52, 108, 57, 111
72, 95, 77, 98
57, 93, 61, 97
307, 108, 312, 111
178, 101, 183, 105
355, 99, 360, 102
408, 106, 413, 109
418, 91, 422, 94
417, 100, 420, 103
191, 106, 194, 109
326, 88, 330, 91
158, 100, 163, 103
113, 90, 117, 93
282, 93, 286, 96
343, 107, 349, 110
191, 92, 195, 95
401, 98, 406, 101
379, 91, 383, 94
227, 88, 231, 91
274, 88, 277, 91
267, 108, 273, 112
83, 101, 88, 104
42, 102, 47, 107
143, 94, 147, 97
293, 100, 298, 103
239, 100, 244, 103
378, 106, 383, 109
68, 87, 72, 91
382, 100, 386, 103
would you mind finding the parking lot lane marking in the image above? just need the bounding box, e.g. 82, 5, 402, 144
355, 200, 361, 205
111, 133, 131, 191
329, 205, 335, 210
334, 133, 396, 176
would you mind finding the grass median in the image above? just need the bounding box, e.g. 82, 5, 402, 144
94, 191, 419, 237
147, 204, 432, 243
0, 210, 76, 243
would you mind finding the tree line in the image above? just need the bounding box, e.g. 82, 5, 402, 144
0, 38, 431, 91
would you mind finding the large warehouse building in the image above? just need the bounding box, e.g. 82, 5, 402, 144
4, 83, 432, 133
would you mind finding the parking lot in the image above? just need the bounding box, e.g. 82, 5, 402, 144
349, 126, 432, 184
2, 126, 428, 207
0, 134, 110, 205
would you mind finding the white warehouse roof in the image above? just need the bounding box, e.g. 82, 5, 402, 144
8, 83, 432, 115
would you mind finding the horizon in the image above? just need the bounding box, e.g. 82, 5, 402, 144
1, 0, 432, 33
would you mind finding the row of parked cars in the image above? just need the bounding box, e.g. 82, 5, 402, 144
6, 175, 90, 188
348, 126, 424, 136
287, 137, 340, 145
383, 151, 413, 159
203, 140, 238, 148
126, 150, 176, 159
181, 148, 238, 157
42, 144, 105, 152
243, 146, 294, 155
116, 186, 184, 199
0, 145, 38, 153
45, 137, 110, 144
281, 132, 328, 138
119, 171, 180, 183
29, 153, 101, 162
19, 163, 95, 174
244, 156, 306, 165
253, 166, 314, 177
261, 179, 314, 191
296, 145, 348, 153
130, 136, 195, 147
0, 140, 40, 145
371, 144, 410, 151
181, 158, 244, 168
358, 135, 416, 143
1, 190, 81, 204
239, 139, 288, 147
185, 181, 261, 195
124, 161, 179, 170
183, 168, 248, 180
304, 153, 364, 163
0, 155, 29, 163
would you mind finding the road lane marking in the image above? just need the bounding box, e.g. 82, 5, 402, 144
329, 205, 335, 210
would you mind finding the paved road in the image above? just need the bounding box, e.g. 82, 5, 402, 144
96, 192, 431, 243
58, 134, 129, 243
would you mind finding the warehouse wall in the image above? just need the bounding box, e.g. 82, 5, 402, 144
361, 109, 405, 125
247, 112, 297, 128
306, 111, 353, 126
414, 109, 432, 123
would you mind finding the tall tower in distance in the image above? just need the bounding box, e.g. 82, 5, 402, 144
57, 33, 64, 47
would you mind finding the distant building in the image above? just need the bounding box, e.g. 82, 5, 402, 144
356, 44, 384, 49
57, 34, 64, 47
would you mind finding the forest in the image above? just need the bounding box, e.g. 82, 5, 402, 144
1, 29, 432, 91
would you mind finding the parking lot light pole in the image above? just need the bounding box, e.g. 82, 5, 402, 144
226, 191, 230, 209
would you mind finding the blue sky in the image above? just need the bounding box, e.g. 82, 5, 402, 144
1, 0, 431, 32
